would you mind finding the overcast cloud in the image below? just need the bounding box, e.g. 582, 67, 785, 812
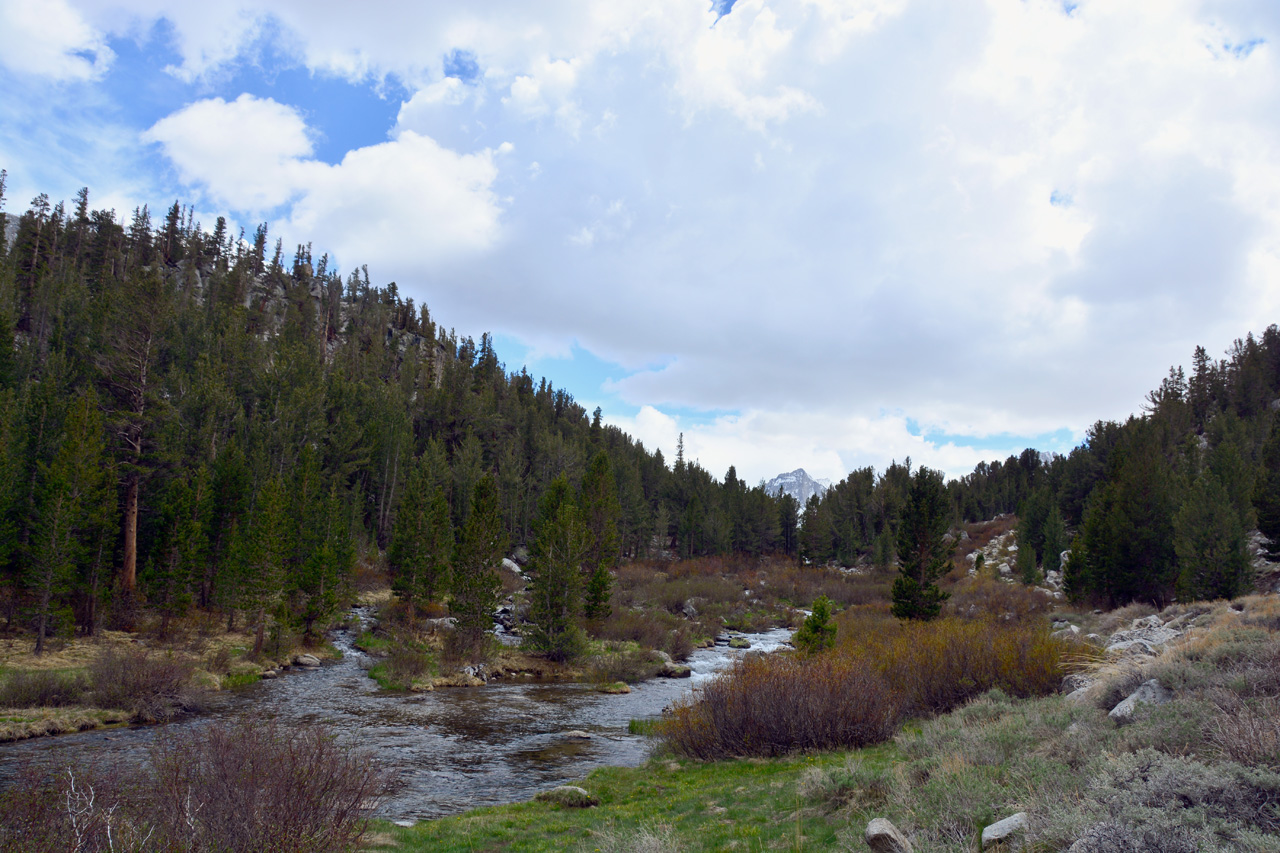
2, 0, 1278, 483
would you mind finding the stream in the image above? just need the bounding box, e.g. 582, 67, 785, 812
0, 613, 794, 822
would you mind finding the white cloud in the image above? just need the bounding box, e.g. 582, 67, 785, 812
286, 130, 503, 268
11, 0, 1280, 485
0, 0, 113, 80
143, 94, 504, 267
142, 95, 315, 210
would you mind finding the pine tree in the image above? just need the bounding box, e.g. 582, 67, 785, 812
1253, 418, 1280, 560
1079, 427, 1178, 606
389, 454, 453, 622
147, 471, 206, 638
27, 392, 107, 653
891, 467, 952, 620
242, 477, 290, 655
526, 476, 589, 661
1041, 505, 1067, 576
793, 595, 837, 655
580, 451, 619, 621
451, 475, 507, 652
1176, 474, 1251, 601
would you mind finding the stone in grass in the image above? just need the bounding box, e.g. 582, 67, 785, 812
981, 812, 1028, 850
865, 817, 914, 853
597, 681, 631, 694
1108, 679, 1171, 726
535, 785, 599, 808
728, 637, 751, 649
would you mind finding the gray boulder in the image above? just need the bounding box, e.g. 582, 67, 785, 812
534, 785, 598, 808
981, 812, 1028, 849
293, 653, 321, 667
1109, 679, 1172, 725
865, 817, 913, 853
659, 663, 692, 678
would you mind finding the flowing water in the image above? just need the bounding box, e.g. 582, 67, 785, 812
0, 613, 793, 822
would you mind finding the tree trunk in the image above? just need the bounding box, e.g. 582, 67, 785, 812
121, 477, 139, 591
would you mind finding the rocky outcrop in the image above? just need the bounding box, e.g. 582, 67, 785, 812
1104, 616, 1180, 656
865, 817, 913, 853
1108, 679, 1171, 725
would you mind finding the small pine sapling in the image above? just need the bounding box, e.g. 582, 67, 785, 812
793, 595, 837, 656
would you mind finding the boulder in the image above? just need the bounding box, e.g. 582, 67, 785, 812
981, 812, 1028, 850
1105, 616, 1180, 655
1051, 625, 1081, 639
1060, 673, 1091, 694
293, 653, 321, 667
728, 637, 751, 649
501, 557, 523, 574
1108, 679, 1172, 725
865, 817, 913, 853
260, 669, 279, 679
596, 681, 631, 694
659, 663, 692, 678
534, 785, 598, 808
562, 730, 592, 740
652, 650, 674, 665
423, 617, 457, 632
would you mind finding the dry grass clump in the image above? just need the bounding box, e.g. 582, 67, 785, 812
585, 645, 663, 685
0, 668, 89, 708
945, 576, 1055, 622
0, 717, 391, 853
591, 608, 698, 659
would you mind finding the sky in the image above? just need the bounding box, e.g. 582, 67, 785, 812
2, 0, 1279, 486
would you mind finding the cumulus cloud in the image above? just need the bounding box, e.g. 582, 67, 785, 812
142, 94, 505, 267
0, 0, 113, 80
142, 95, 315, 210
10, 0, 1280, 484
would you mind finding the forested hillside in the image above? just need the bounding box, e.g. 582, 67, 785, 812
801, 327, 1280, 607
0, 181, 813, 644
1, 177, 1278, 647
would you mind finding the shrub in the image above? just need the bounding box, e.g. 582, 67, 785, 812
584, 647, 661, 684
0, 669, 89, 708
662, 654, 901, 759
662, 615, 1069, 759
88, 647, 206, 722
147, 719, 390, 852
0, 718, 390, 853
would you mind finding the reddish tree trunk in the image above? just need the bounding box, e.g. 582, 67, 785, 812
121, 477, 139, 592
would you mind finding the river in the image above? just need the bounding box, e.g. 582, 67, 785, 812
0, 613, 794, 822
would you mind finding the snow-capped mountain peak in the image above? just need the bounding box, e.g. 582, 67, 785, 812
764, 468, 830, 505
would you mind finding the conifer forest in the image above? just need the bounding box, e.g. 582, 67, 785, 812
2, 179, 1280, 649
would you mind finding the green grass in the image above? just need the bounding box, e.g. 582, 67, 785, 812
220, 671, 261, 689
378, 745, 899, 853
627, 718, 662, 736
354, 632, 393, 655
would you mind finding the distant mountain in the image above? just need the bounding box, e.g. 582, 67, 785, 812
764, 468, 830, 505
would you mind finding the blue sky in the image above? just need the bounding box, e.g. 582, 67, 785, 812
2, 0, 1279, 484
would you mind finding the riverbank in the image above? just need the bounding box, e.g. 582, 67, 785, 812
375, 594, 1280, 852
